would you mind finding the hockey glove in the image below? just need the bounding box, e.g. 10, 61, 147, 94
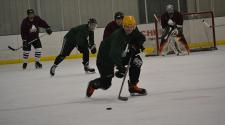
89, 44, 97, 54
129, 45, 141, 57
140, 45, 145, 52
46, 28, 52, 35
115, 66, 126, 78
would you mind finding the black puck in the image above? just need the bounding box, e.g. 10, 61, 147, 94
106, 107, 112, 110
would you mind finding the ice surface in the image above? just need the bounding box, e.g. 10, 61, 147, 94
0, 46, 225, 125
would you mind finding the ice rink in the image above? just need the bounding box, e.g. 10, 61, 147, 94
1, 46, 225, 125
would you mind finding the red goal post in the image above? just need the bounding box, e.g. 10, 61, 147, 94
152, 11, 217, 55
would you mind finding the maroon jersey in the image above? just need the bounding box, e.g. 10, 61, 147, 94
161, 11, 183, 29
103, 21, 122, 40
21, 16, 50, 41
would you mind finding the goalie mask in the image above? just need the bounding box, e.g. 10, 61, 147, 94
88, 18, 97, 31
166, 4, 174, 18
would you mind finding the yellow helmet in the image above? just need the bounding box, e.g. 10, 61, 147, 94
122, 16, 136, 27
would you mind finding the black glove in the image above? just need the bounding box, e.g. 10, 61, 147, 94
115, 66, 126, 78
129, 46, 140, 57
140, 45, 145, 52
89, 44, 97, 54
46, 28, 52, 35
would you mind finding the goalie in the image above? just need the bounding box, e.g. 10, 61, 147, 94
159, 4, 190, 55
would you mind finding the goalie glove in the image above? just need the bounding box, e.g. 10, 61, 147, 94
89, 44, 96, 54
167, 19, 175, 26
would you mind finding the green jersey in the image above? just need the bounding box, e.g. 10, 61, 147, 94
64, 24, 94, 48
97, 27, 145, 68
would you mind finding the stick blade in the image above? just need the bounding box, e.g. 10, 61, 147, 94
118, 96, 128, 101
8, 46, 16, 51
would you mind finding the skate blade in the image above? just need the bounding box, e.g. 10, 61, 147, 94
130, 93, 147, 96
85, 71, 96, 74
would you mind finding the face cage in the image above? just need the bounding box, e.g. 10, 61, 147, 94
89, 23, 97, 30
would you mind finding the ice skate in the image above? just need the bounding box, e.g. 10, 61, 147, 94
84, 65, 95, 74
86, 81, 95, 97
128, 81, 147, 96
50, 65, 57, 76
23, 63, 27, 70
35, 61, 42, 69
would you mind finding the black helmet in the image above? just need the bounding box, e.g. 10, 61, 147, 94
114, 11, 124, 20
27, 9, 34, 15
88, 18, 97, 24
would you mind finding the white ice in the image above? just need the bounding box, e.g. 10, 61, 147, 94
0, 46, 225, 125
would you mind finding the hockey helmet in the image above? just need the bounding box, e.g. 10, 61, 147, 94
88, 18, 97, 24
114, 11, 124, 20
27, 9, 34, 15
88, 18, 97, 31
166, 4, 174, 14
122, 16, 136, 27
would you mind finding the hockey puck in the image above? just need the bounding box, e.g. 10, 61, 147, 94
106, 107, 112, 110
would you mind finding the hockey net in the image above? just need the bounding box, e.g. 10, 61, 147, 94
150, 11, 217, 56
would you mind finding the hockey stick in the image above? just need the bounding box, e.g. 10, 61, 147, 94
118, 58, 132, 101
8, 34, 47, 51
202, 20, 212, 28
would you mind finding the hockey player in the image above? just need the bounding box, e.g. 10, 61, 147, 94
21, 9, 52, 69
50, 18, 97, 76
86, 16, 147, 98
159, 4, 190, 55
103, 11, 124, 40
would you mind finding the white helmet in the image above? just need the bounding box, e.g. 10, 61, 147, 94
166, 4, 174, 14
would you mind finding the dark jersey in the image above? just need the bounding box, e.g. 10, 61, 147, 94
21, 16, 50, 41
97, 27, 145, 68
103, 21, 121, 40
161, 11, 183, 29
64, 24, 94, 48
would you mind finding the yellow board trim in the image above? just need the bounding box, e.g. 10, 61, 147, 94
0, 53, 96, 65
0, 40, 225, 65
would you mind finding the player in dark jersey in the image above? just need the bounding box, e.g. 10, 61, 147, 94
21, 9, 52, 69
50, 18, 97, 76
159, 4, 190, 55
103, 11, 124, 40
86, 16, 147, 98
